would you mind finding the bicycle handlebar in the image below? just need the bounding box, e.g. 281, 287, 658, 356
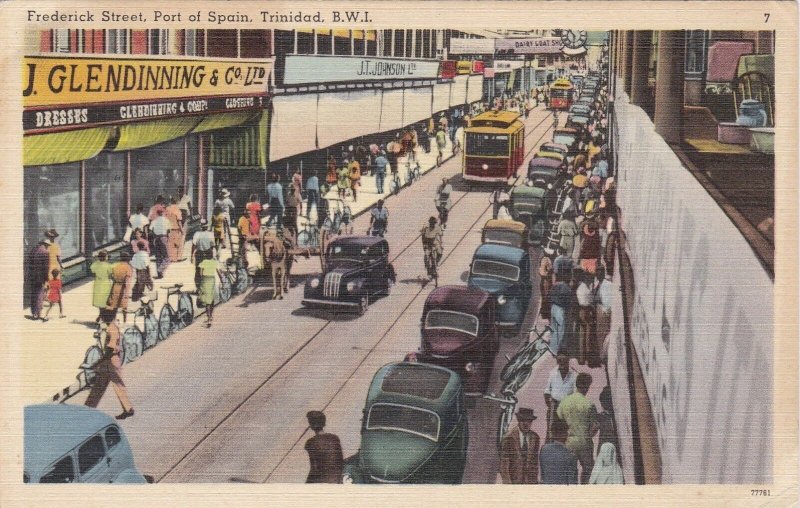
482, 393, 518, 405
160, 283, 184, 290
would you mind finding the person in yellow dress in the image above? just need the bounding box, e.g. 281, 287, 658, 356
90, 250, 114, 324
197, 256, 220, 327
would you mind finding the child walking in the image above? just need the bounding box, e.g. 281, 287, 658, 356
44, 269, 65, 320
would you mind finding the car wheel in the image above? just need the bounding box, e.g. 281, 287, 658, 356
357, 295, 369, 315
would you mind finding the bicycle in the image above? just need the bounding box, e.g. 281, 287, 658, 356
483, 391, 519, 448
120, 294, 161, 363
406, 158, 421, 186
499, 324, 553, 383
423, 243, 439, 287
388, 170, 402, 196
218, 257, 249, 302
436, 201, 450, 229
158, 283, 194, 337
297, 220, 322, 250
80, 331, 107, 387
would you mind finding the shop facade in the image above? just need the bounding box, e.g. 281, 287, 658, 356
23, 55, 272, 288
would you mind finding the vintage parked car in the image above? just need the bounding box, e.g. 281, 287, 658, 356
552, 128, 580, 153
342, 362, 468, 484
539, 142, 570, 159
534, 149, 566, 164
510, 185, 556, 245
527, 156, 565, 190
568, 104, 592, 117
566, 113, 590, 131
482, 219, 530, 250
302, 236, 394, 315
24, 404, 150, 484
467, 243, 533, 331
406, 285, 499, 394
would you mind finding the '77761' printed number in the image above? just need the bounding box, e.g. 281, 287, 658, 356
751, 489, 770, 496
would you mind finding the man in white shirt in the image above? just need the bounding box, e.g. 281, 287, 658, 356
129, 205, 150, 233
576, 270, 598, 366
544, 353, 577, 441
149, 209, 171, 278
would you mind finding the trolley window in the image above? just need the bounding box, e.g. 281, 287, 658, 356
550, 89, 572, 99
466, 133, 509, 157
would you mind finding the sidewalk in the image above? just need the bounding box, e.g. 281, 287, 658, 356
20, 127, 459, 404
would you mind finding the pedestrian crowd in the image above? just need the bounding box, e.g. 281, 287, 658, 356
500, 68, 623, 485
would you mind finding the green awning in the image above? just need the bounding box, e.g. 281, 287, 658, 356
209, 110, 269, 169
24, 127, 114, 166
113, 117, 200, 151
192, 111, 258, 134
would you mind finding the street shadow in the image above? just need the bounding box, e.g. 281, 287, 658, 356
237, 286, 279, 307
398, 277, 430, 287
72, 319, 101, 330
291, 306, 360, 322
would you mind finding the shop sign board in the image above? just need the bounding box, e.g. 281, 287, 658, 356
282, 54, 440, 85
22, 55, 271, 133
495, 37, 563, 55
456, 61, 473, 75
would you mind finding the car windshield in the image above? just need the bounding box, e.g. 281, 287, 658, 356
513, 198, 542, 214
328, 243, 368, 263
466, 133, 508, 157
570, 115, 589, 123
425, 310, 479, 336
367, 403, 440, 442
472, 259, 520, 282
553, 133, 576, 146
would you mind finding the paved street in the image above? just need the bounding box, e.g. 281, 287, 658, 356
66, 106, 599, 484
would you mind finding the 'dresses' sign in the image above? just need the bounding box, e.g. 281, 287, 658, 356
23, 56, 272, 108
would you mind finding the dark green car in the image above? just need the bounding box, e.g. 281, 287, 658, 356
343, 362, 468, 484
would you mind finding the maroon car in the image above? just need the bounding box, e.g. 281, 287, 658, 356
406, 285, 499, 395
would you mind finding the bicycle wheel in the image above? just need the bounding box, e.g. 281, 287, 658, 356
81, 345, 104, 385
234, 265, 250, 294
143, 314, 160, 349
158, 305, 174, 340
121, 327, 143, 363
176, 293, 194, 329
297, 229, 311, 248
218, 273, 232, 303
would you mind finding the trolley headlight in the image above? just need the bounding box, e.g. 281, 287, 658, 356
310, 278, 320, 288
482, 163, 489, 171
465, 362, 477, 373
342, 473, 354, 484
547, 183, 554, 190
346, 281, 356, 292
497, 295, 508, 305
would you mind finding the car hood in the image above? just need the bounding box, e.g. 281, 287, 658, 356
360, 431, 438, 483
468, 276, 515, 294
422, 330, 478, 356
325, 260, 363, 275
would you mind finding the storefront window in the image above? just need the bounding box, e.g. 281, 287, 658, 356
334, 35, 350, 55
85, 152, 126, 251
130, 139, 185, 213
317, 31, 332, 55
297, 31, 314, 54
24, 164, 81, 259
394, 30, 405, 57
685, 30, 707, 78
354, 33, 365, 55
382, 30, 392, 56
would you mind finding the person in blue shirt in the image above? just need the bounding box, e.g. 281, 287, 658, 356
374, 151, 389, 194
592, 156, 609, 179
266, 172, 284, 229
539, 419, 578, 484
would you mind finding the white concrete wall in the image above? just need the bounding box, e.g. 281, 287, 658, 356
611, 92, 773, 483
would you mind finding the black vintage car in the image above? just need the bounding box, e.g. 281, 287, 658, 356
302, 236, 394, 315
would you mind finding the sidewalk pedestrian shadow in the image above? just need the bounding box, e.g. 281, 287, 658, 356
398, 276, 431, 287
237, 286, 280, 307
72, 319, 101, 330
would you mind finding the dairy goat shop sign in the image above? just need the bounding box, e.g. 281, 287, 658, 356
22, 56, 271, 133
282, 54, 440, 85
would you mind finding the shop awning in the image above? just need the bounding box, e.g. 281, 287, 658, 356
402, 86, 432, 126
450, 75, 469, 107
192, 111, 259, 134
467, 75, 484, 104
209, 110, 269, 169
432, 82, 451, 114
23, 127, 114, 166
379, 89, 404, 132
706, 41, 754, 82
113, 117, 200, 151
317, 90, 381, 149
270, 94, 318, 162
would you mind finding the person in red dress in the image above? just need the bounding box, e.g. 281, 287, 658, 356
43, 268, 65, 320
246, 194, 262, 237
